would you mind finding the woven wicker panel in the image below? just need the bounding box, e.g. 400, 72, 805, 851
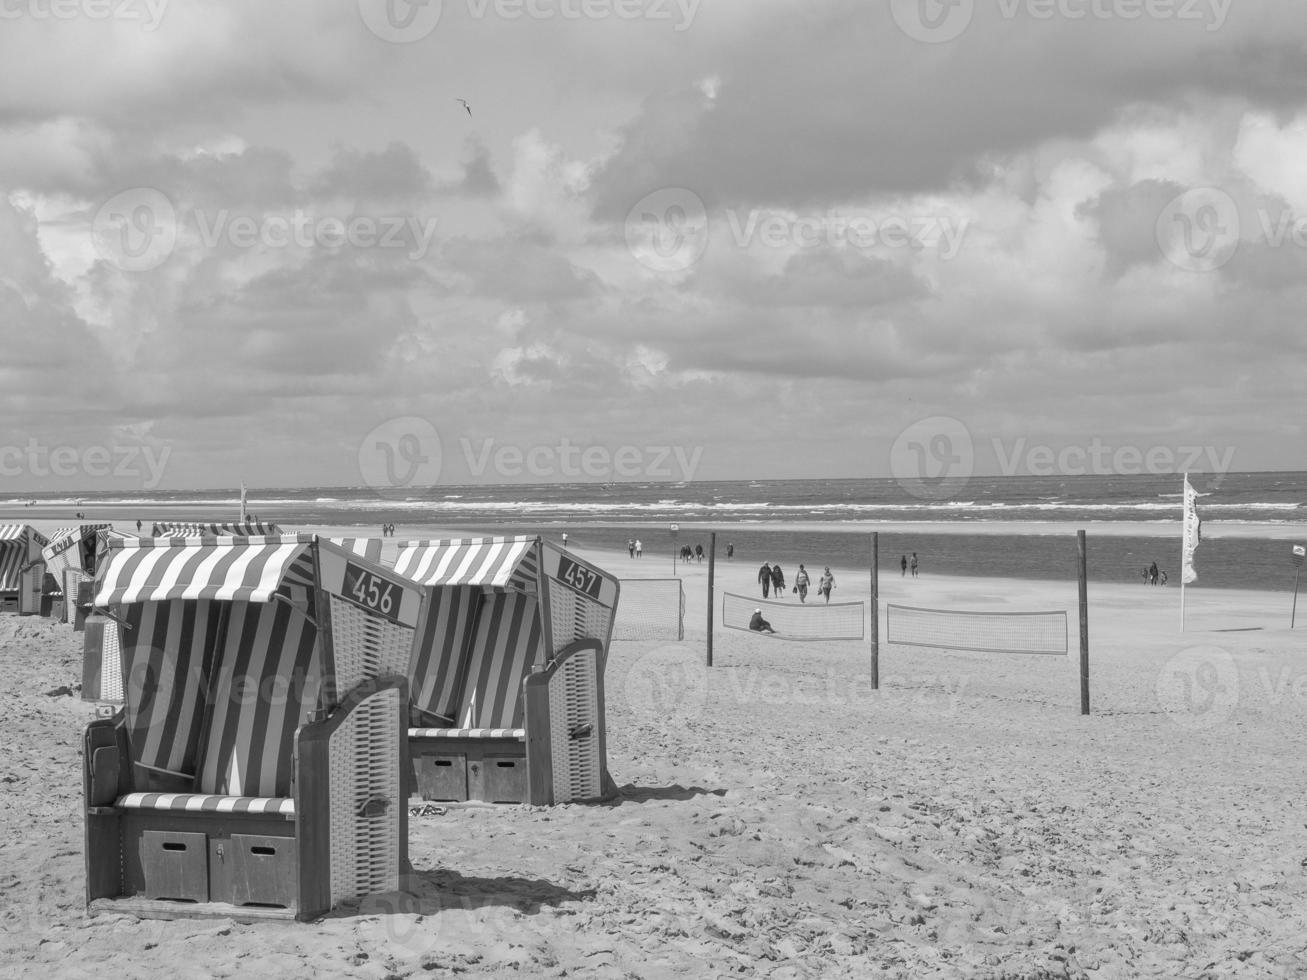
548, 650, 601, 803
546, 580, 613, 653
62, 568, 89, 622
328, 686, 402, 906
328, 595, 415, 693
101, 619, 123, 703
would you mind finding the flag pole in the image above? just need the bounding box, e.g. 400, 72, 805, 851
1180, 473, 1186, 633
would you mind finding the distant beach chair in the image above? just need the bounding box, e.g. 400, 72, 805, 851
152, 520, 283, 537
393, 536, 619, 806
0, 524, 50, 615
82, 533, 424, 921
43, 524, 112, 626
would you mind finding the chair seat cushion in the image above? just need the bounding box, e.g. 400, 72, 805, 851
408, 727, 525, 740
117, 792, 295, 816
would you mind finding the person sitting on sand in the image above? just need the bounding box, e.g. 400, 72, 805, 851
749, 608, 775, 634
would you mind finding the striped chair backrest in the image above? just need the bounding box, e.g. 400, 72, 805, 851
408, 585, 479, 724
0, 541, 23, 591
195, 598, 323, 798
120, 599, 222, 777
457, 591, 543, 729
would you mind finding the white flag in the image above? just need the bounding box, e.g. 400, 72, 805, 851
1181, 475, 1202, 584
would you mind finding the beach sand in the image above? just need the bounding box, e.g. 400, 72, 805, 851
1, 523, 1306, 977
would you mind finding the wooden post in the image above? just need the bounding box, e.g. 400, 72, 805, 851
1292, 568, 1301, 629
706, 532, 716, 668
870, 532, 879, 690
1078, 529, 1090, 716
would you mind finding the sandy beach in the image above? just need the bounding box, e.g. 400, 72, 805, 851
2, 520, 1306, 978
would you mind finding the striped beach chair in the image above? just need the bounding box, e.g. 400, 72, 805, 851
394, 536, 619, 806
152, 520, 283, 537
82, 533, 423, 922
0, 524, 49, 615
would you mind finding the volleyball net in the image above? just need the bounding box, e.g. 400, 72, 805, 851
885, 604, 1068, 656
613, 578, 685, 641
721, 591, 865, 641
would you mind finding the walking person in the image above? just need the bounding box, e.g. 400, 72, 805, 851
1149, 560, 1159, 586
758, 561, 772, 599
771, 562, 785, 598
910, 552, 919, 578
727, 542, 734, 559
901, 554, 908, 577
635, 539, 643, 558
819, 566, 836, 603
794, 564, 810, 603
628, 539, 635, 558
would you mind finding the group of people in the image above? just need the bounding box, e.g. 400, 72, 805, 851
756, 561, 836, 604
678, 543, 706, 563
1142, 561, 1168, 586
626, 538, 644, 558
900, 553, 919, 577
380, 523, 397, 536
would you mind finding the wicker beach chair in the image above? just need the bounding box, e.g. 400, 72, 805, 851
393, 536, 619, 806
0, 524, 50, 615
82, 533, 423, 921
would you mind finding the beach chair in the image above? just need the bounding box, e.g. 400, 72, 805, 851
82, 533, 424, 921
151, 520, 284, 536
394, 536, 619, 806
0, 524, 50, 614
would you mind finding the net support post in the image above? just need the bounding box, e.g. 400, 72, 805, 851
870, 532, 879, 691
706, 532, 716, 668
1078, 529, 1090, 716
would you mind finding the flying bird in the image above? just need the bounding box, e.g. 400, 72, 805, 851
455, 98, 471, 116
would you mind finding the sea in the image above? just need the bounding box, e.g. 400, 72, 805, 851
6, 472, 1306, 593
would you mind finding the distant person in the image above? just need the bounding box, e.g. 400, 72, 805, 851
749, 608, 775, 634
819, 566, 835, 603
562, 532, 568, 548
910, 552, 919, 578
1142, 566, 1150, 584
901, 554, 908, 577
1160, 570, 1168, 586
635, 539, 642, 558
695, 543, 704, 563
794, 564, 810, 603
628, 539, 635, 558
727, 542, 734, 559
758, 561, 772, 598
1149, 561, 1159, 586
136, 519, 142, 532
771, 562, 785, 597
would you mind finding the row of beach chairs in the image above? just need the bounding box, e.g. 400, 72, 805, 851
70, 530, 619, 922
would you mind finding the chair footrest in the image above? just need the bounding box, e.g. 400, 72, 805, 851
116, 793, 295, 816
408, 728, 525, 740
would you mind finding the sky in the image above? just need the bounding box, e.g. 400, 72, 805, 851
2, 0, 1306, 492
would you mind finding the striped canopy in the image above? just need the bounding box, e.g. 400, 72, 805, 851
0, 525, 47, 591
41, 523, 112, 569
393, 536, 537, 590
0, 524, 47, 545
152, 520, 282, 537
95, 534, 317, 607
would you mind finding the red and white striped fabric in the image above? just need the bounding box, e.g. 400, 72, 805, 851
408, 728, 525, 739
393, 537, 538, 591
153, 520, 282, 537
459, 591, 543, 729
116, 792, 295, 815
95, 535, 317, 607
408, 585, 479, 723
0, 525, 42, 591
329, 537, 383, 563
42, 524, 111, 573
